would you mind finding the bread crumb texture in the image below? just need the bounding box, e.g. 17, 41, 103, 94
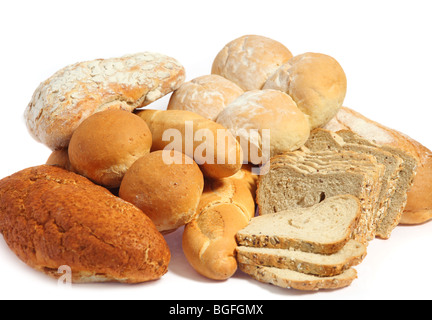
0, 165, 170, 283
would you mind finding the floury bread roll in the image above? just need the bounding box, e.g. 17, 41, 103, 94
211, 35, 293, 91
216, 89, 310, 164
167, 74, 244, 121
25, 52, 185, 150
182, 167, 257, 280
135, 109, 243, 179
263, 52, 347, 129
68, 109, 152, 188
0, 165, 170, 283
119, 150, 204, 233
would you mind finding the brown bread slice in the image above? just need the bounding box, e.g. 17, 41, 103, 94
239, 263, 357, 291
237, 195, 361, 254
236, 239, 366, 277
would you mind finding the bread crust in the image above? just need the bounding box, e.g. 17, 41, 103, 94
0, 165, 170, 283
25, 52, 185, 150
325, 107, 432, 225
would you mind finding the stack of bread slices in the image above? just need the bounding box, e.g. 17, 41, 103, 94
235, 195, 367, 291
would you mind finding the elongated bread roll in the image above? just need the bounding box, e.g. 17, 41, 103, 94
135, 109, 243, 179
182, 166, 257, 280
324, 107, 432, 225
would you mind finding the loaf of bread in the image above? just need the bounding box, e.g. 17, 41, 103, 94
167, 74, 244, 121
215, 89, 310, 164
0, 165, 170, 283
305, 128, 409, 239
211, 35, 293, 91
46, 148, 74, 172
257, 149, 386, 244
119, 150, 204, 234
135, 109, 243, 179
324, 106, 431, 225
263, 52, 347, 129
24, 52, 185, 150
182, 167, 256, 280
68, 109, 152, 188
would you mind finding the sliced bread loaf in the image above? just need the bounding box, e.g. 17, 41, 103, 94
337, 129, 417, 238
236, 195, 361, 254
305, 128, 404, 239
239, 264, 357, 291
257, 150, 384, 243
236, 239, 366, 277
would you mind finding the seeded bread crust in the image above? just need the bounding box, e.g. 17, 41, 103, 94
25, 52, 185, 150
0, 165, 171, 283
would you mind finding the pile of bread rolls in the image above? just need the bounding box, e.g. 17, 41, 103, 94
0, 35, 430, 287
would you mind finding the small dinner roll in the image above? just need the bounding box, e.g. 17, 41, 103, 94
264, 52, 347, 129
211, 35, 293, 91
216, 89, 310, 164
68, 109, 152, 188
119, 150, 204, 234
167, 74, 244, 121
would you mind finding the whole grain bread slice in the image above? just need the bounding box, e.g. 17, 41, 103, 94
236, 195, 361, 254
239, 263, 357, 291
236, 239, 366, 277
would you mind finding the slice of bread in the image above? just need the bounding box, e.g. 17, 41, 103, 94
236, 239, 366, 277
305, 128, 404, 239
239, 263, 358, 291
236, 195, 361, 254
257, 151, 384, 243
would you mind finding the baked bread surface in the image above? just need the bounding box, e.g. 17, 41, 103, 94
0, 165, 170, 283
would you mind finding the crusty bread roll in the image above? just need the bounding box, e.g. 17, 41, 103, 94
211, 35, 293, 91
25, 52, 185, 150
0, 165, 170, 283
263, 52, 347, 129
68, 109, 152, 188
324, 106, 432, 225
46, 148, 74, 172
182, 166, 256, 280
215, 89, 310, 164
135, 109, 243, 179
167, 74, 244, 121
119, 150, 204, 233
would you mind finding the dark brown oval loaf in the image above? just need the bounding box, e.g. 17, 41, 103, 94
0, 165, 170, 283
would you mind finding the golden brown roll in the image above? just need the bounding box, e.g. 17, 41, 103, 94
119, 150, 204, 233
167, 74, 244, 121
264, 52, 347, 129
0, 165, 170, 283
68, 109, 152, 188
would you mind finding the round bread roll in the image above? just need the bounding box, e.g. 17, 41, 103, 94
211, 35, 293, 91
263, 52, 347, 129
46, 148, 75, 172
68, 109, 152, 188
167, 74, 244, 121
216, 89, 310, 164
119, 150, 204, 233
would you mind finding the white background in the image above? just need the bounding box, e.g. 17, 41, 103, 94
0, 0, 431, 300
